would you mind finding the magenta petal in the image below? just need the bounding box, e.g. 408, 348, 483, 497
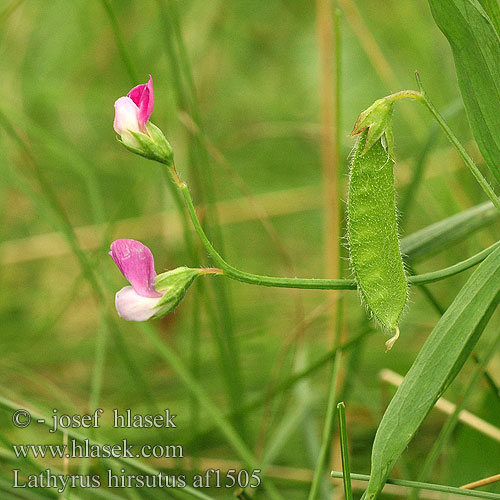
138, 75, 154, 127
127, 75, 154, 128
109, 239, 162, 298
115, 286, 162, 321
127, 84, 146, 107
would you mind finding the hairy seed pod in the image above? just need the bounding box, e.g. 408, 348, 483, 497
347, 130, 407, 349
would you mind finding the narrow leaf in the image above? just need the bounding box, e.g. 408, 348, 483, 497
428, 0, 500, 184
477, 0, 500, 35
364, 244, 500, 499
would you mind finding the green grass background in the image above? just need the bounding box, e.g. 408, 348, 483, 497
0, 0, 499, 498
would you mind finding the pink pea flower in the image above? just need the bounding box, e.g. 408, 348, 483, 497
109, 239, 163, 321
113, 75, 174, 165
113, 75, 154, 147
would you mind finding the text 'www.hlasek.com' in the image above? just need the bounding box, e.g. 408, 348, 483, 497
10, 408, 262, 493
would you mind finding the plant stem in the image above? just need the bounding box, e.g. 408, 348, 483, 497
172, 167, 498, 290
331, 472, 500, 500
0, 396, 215, 500
79, 310, 109, 476
307, 351, 341, 500
157, 0, 245, 433
310, 4, 345, 500
317, 0, 341, 301
0, 0, 24, 24
408, 240, 500, 285
400, 98, 464, 222
177, 176, 355, 289
337, 402, 353, 500
415, 72, 500, 213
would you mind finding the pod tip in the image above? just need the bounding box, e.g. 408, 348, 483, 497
385, 326, 400, 352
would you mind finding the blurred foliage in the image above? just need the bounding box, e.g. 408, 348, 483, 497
0, 0, 499, 498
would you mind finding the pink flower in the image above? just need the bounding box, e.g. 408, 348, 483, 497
126, 75, 154, 127
109, 239, 163, 321
113, 75, 154, 147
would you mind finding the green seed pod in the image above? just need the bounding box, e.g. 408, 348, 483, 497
347, 129, 407, 350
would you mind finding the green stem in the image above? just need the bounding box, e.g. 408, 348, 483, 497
157, 0, 245, 431
307, 352, 341, 500
331, 472, 500, 500
79, 310, 109, 476
334, 4, 346, 340
161, 168, 204, 449
175, 169, 498, 290
409, 240, 500, 285
400, 98, 464, 222
309, 7, 345, 500
415, 72, 500, 213
178, 178, 355, 289
384, 90, 422, 104
165, 165, 244, 427
0, 0, 24, 24
0, 112, 170, 438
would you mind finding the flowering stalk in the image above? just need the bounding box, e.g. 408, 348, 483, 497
172, 171, 491, 291
110, 77, 495, 300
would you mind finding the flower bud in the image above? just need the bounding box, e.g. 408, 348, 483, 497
113, 75, 174, 166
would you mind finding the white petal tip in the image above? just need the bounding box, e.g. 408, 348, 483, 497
115, 286, 162, 322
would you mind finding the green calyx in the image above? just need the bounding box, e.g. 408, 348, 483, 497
119, 122, 174, 166
152, 267, 202, 318
350, 98, 395, 156
350, 90, 422, 157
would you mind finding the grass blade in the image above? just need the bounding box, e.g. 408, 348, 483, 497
156, 0, 245, 428
185, 327, 372, 451
337, 402, 353, 500
307, 351, 341, 500
477, 0, 500, 35
428, 0, 500, 185
100, 0, 138, 82
136, 322, 285, 500
401, 201, 499, 263
410, 327, 500, 499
